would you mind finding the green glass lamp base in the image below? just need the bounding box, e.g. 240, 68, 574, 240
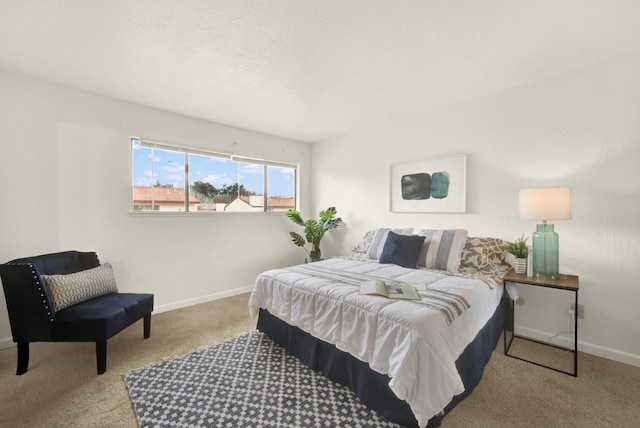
532, 224, 560, 279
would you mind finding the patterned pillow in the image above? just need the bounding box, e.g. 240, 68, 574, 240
415, 229, 469, 273
379, 232, 426, 269
454, 237, 512, 288
43, 263, 119, 312
459, 237, 509, 270
351, 229, 378, 254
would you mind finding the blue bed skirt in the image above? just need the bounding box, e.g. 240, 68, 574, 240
257, 296, 506, 427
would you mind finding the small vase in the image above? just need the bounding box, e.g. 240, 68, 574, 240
513, 258, 527, 274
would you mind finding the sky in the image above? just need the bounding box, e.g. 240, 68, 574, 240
132, 140, 295, 198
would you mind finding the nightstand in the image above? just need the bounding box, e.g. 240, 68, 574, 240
503, 270, 579, 377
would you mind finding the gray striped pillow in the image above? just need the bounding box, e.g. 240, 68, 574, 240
416, 229, 469, 273
43, 263, 119, 312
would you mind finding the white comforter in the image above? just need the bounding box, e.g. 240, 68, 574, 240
248, 258, 502, 427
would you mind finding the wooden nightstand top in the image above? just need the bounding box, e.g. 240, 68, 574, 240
503, 270, 579, 291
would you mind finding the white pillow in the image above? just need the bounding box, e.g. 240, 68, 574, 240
43, 263, 119, 312
366, 227, 414, 260
416, 229, 469, 273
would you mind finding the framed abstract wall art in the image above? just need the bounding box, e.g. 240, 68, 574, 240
390, 154, 467, 213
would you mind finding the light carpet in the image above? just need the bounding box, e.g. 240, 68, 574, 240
2, 293, 640, 427
124, 330, 400, 428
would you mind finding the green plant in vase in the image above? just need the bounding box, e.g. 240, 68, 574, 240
506, 234, 529, 258
506, 234, 529, 274
285, 207, 343, 262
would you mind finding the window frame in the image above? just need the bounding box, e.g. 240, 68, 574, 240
130, 137, 298, 214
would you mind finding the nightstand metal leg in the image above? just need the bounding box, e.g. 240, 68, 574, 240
573, 290, 579, 377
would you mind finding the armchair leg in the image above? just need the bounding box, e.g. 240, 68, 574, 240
143, 313, 151, 339
96, 341, 107, 375
16, 342, 29, 375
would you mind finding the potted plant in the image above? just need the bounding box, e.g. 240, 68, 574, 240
506, 234, 529, 274
286, 207, 343, 262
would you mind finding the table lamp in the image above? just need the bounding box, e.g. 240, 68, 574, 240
519, 187, 571, 279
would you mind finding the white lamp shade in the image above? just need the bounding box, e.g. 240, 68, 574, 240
519, 187, 571, 221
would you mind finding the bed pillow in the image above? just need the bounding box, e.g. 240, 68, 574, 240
42, 263, 119, 312
351, 227, 414, 258
459, 237, 509, 270
365, 227, 414, 260
379, 231, 426, 269
351, 229, 378, 254
416, 229, 469, 273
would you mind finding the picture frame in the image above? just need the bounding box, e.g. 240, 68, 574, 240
390, 154, 467, 213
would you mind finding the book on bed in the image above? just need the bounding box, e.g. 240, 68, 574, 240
359, 280, 421, 300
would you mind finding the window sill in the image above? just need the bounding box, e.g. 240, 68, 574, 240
128, 210, 287, 217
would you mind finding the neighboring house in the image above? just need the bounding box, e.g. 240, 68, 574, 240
133, 186, 200, 212
197, 203, 219, 212
227, 195, 294, 212
198, 195, 295, 212
224, 197, 255, 212
255, 196, 295, 212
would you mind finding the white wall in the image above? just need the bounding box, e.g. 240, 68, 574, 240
0, 71, 311, 347
311, 53, 640, 367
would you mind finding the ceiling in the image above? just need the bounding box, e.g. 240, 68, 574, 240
2, 1, 640, 143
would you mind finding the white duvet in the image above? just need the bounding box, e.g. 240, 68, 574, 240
248, 258, 502, 427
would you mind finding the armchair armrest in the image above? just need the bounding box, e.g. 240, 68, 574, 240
0, 263, 55, 342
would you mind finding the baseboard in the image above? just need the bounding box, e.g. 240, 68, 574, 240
0, 285, 254, 351
0, 336, 14, 350
152, 285, 254, 314
515, 324, 640, 369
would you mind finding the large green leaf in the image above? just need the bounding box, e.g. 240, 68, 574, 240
289, 232, 306, 247
285, 209, 305, 226
318, 207, 337, 222
319, 206, 342, 231
304, 219, 320, 245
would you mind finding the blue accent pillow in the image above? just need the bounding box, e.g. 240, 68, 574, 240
379, 231, 426, 269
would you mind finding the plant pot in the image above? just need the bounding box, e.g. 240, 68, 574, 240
513, 257, 527, 274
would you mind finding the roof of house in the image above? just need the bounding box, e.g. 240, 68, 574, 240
238, 195, 294, 208
226, 197, 252, 209
133, 186, 200, 204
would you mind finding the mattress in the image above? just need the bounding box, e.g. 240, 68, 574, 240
248, 258, 503, 427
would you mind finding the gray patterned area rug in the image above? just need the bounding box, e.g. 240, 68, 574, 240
124, 330, 401, 427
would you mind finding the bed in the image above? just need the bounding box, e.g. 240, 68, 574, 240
248, 228, 510, 427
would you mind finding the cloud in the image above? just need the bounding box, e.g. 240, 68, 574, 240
202, 174, 234, 187
274, 167, 295, 178
161, 164, 184, 173
135, 175, 156, 187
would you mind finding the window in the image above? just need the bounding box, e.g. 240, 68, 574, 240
131, 138, 296, 213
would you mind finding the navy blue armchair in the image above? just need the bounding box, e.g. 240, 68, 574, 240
0, 251, 154, 375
